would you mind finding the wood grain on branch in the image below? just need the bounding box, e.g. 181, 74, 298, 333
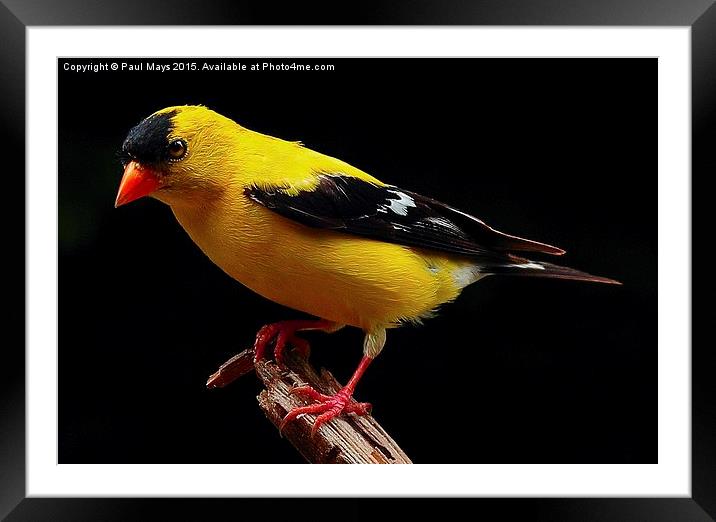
207, 348, 411, 464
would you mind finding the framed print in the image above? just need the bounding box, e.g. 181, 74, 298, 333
3, 1, 710, 520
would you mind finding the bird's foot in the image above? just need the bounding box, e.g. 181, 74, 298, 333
253, 321, 316, 365
280, 385, 372, 437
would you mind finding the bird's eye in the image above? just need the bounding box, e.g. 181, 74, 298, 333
167, 139, 187, 160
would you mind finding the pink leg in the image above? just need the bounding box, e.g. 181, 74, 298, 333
253, 319, 335, 365
281, 355, 374, 437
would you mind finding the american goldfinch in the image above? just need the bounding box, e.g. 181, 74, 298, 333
115, 105, 619, 435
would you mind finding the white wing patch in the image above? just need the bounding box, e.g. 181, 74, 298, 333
383, 190, 416, 216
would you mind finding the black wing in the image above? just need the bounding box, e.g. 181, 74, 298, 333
244, 174, 565, 258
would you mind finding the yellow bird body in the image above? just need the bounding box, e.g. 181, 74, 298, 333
116, 105, 618, 433
157, 106, 469, 333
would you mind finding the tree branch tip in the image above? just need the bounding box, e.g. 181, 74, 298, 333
208, 347, 412, 463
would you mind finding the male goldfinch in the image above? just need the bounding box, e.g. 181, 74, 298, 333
115, 105, 619, 435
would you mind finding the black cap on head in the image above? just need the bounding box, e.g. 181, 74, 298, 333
120, 110, 177, 166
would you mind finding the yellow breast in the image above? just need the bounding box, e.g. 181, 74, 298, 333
171, 193, 468, 331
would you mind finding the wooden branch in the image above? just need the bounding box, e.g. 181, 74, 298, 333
207, 348, 412, 464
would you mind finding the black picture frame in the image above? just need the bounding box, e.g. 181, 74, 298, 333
3, 1, 708, 520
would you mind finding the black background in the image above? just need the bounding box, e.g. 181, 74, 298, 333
59, 58, 655, 464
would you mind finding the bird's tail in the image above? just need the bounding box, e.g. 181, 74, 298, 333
485, 255, 621, 285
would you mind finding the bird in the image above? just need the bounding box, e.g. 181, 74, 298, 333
115, 105, 620, 436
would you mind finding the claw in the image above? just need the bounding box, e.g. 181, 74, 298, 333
311, 409, 339, 437
279, 403, 327, 434
252, 319, 330, 364
274, 331, 290, 367
281, 387, 372, 436
289, 385, 331, 402
253, 324, 276, 362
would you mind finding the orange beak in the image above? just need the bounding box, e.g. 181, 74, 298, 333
115, 160, 162, 208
